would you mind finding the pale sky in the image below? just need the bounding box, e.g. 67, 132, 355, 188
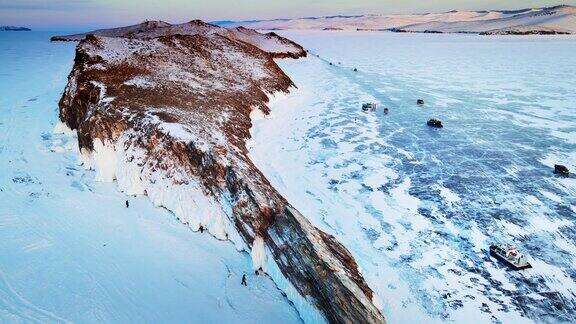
1, 0, 574, 31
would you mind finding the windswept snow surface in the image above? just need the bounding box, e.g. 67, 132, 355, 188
249, 31, 576, 323
0, 32, 301, 323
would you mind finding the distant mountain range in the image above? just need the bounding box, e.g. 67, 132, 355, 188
215, 5, 576, 35
0, 26, 31, 31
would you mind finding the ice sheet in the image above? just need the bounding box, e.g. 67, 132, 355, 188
250, 31, 576, 323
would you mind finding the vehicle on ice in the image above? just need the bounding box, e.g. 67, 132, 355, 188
362, 103, 377, 112
554, 164, 570, 176
427, 118, 443, 128
489, 244, 532, 270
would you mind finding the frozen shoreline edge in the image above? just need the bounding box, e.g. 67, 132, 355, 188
248, 85, 387, 317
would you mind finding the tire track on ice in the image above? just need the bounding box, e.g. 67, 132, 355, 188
0, 268, 71, 323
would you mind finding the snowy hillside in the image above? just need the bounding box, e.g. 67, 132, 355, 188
223, 5, 576, 34
51, 20, 306, 58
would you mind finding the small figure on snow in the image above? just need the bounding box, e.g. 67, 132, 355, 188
125, 200, 129, 208
241, 274, 247, 286
199, 225, 204, 233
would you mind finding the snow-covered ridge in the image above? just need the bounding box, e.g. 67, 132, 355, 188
56, 23, 383, 323
222, 5, 576, 35
50, 20, 306, 59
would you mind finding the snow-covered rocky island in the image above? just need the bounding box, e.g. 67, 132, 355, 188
51, 21, 384, 323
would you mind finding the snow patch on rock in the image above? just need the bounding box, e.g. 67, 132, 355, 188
249, 107, 267, 121
92, 138, 117, 182
115, 134, 146, 195
124, 76, 156, 88
52, 121, 75, 136
251, 236, 266, 270
78, 147, 95, 170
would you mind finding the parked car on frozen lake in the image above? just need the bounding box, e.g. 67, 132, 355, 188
490, 244, 532, 270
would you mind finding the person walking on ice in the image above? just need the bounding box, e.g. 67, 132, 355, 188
241, 274, 247, 286
125, 200, 129, 208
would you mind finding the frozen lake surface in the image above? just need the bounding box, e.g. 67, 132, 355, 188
0, 32, 301, 323
250, 31, 576, 323
2, 30, 575, 324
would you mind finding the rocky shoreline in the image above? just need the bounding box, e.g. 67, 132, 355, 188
54, 22, 384, 323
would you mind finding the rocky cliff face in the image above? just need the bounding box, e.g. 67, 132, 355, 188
56, 24, 384, 324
